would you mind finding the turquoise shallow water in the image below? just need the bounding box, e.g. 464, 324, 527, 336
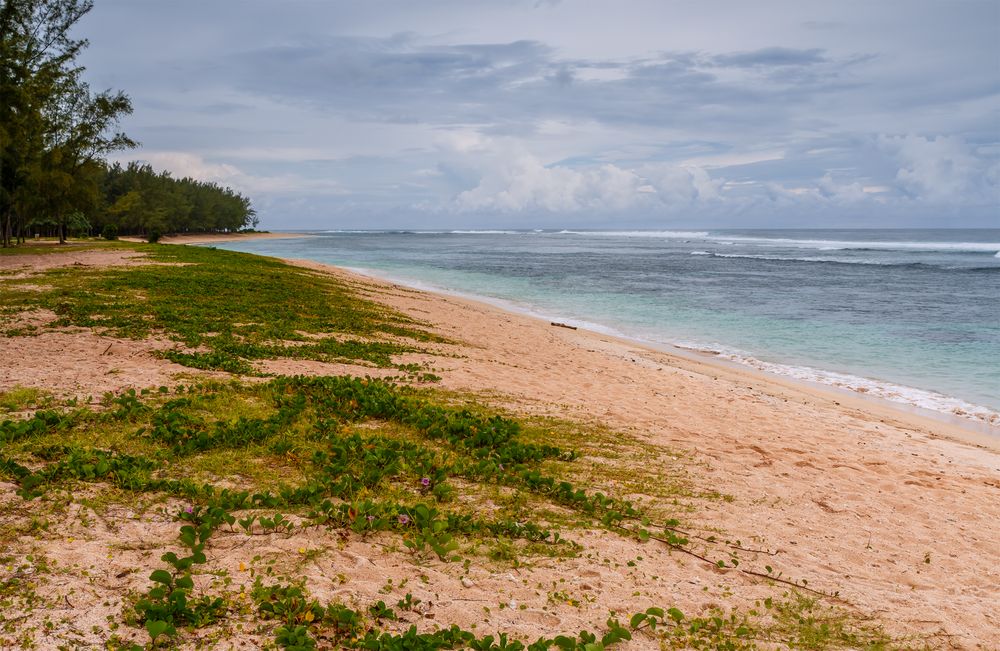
212, 229, 1000, 425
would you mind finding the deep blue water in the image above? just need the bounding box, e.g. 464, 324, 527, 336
212, 229, 1000, 424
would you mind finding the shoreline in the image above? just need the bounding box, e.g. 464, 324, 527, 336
282, 257, 1000, 452
277, 253, 1000, 643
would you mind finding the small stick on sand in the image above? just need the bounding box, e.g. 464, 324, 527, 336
550, 321, 577, 330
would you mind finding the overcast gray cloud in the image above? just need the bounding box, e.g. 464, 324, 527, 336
77, 0, 999, 228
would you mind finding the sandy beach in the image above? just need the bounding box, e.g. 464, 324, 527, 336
296, 259, 1000, 636
1, 244, 998, 648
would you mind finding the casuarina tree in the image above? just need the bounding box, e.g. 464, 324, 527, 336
0, 0, 135, 246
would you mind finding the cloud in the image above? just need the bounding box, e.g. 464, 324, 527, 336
76, 1, 1000, 227
880, 135, 999, 202
450, 138, 720, 213
641, 164, 721, 203
712, 47, 827, 68
455, 153, 643, 213
197, 34, 874, 140
124, 152, 350, 196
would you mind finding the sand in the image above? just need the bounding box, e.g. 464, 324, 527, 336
1, 247, 998, 648
285, 260, 1000, 647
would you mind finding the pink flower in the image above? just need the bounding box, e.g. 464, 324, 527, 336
420, 477, 431, 488
398, 514, 410, 525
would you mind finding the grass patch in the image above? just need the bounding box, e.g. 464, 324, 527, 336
0, 386, 51, 413
1, 242, 446, 373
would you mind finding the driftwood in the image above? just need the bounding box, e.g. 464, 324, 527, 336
550, 322, 577, 330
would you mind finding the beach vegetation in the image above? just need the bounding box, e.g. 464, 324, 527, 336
99, 161, 257, 239
0, 0, 136, 247
1, 375, 899, 649
1, 2, 257, 248
0, 385, 49, 412
0, 243, 445, 373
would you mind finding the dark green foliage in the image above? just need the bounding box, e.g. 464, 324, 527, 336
99, 161, 256, 237
0, 408, 77, 444
1, 2, 252, 247
278, 375, 570, 465
253, 582, 326, 628
132, 504, 228, 642
163, 350, 255, 375
1, 375, 634, 547
101, 222, 117, 240
146, 227, 161, 243
0, 0, 135, 246
275, 625, 316, 650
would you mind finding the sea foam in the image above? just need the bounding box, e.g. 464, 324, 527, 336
547, 230, 1000, 253
558, 230, 711, 238
674, 342, 1000, 428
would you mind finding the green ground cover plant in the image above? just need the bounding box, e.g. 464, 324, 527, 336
0, 377, 896, 650
0, 242, 444, 373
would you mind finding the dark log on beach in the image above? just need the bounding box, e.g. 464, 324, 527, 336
550, 322, 578, 330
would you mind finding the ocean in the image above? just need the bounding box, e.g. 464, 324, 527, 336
210, 229, 1000, 428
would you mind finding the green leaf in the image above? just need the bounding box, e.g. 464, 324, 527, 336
149, 569, 173, 585
145, 619, 175, 641
601, 626, 631, 645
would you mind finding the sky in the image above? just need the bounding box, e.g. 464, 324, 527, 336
77, 0, 1000, 230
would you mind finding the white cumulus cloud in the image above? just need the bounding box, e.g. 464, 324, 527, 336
120, 151, 349, 196
880, 134, 997, 202
451, 138, 720, 213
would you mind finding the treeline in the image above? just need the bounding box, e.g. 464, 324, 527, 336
17, 161, 257, 240
97, 161, 256, 238
1, 0, 254, 246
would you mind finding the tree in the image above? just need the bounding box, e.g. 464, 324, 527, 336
97, 162, 256, 236
0, 0, 134, 246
